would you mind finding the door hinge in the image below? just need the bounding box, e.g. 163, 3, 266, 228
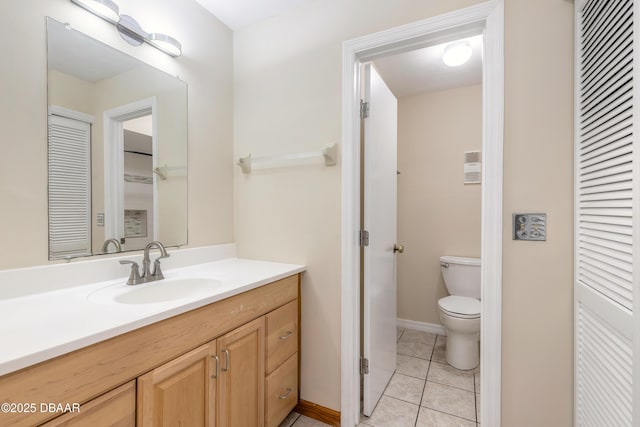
359, 230, 369, 247
360, 357, 369, 375
360, 100, 369, 119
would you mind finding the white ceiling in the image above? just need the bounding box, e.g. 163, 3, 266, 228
373, 35, 483, 97
190, 1, 483, 96
194, 0, 315, 30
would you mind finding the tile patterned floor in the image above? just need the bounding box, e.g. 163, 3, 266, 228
279, 327, 480, 427
279, 412, 332, 427
359, 327, 481, 427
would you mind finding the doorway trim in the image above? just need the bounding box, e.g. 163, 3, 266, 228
103, 97, 158, 245
340, 2, 504, 426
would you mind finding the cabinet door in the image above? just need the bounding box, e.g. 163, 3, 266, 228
217, 317, 265, 427
40, 380, 135, 427
137, 341, 217, 427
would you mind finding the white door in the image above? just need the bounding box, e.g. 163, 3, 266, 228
362, 64, 398, 416
575, 0, 638, 425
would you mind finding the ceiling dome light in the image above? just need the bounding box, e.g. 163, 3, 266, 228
442, 41, 472, 67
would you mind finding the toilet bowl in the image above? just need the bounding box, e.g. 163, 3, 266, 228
438, 256, 480, 370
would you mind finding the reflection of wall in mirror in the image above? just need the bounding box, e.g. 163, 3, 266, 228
123, 127, 153, 251
48, 66, 188, 253
0, 0, 233, 270
95, 68, 187, 252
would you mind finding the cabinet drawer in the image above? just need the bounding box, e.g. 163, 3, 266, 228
265, 353, 298, 427
266, 299, 298, 374
40, 381, 135, 427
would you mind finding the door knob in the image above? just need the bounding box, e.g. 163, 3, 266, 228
393, 244, 404, 253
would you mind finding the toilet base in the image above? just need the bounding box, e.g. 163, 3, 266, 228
445, 330, 479, 370
439, 309, 480, 371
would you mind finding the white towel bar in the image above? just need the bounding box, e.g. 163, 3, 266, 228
237, 143, 337, 174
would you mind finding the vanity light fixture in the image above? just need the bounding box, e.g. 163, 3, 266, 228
442, 41, 472, 67
70, 0, 182, 57
71, 0, 119, 23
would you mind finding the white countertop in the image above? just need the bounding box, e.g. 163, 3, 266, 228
0, 257, 305, 376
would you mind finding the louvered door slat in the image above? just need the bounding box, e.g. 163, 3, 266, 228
580, 114, 632, 144
582, 15, 632, 83
581, 0, 631, 65
576, 0, 636, 425
576, 301, 633, 427
582, 0, 627, 42
584, 78, 633, 121
48, 115, 91, 259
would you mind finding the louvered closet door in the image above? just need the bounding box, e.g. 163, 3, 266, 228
48, 115, 91, 259
575, 0, 638, 426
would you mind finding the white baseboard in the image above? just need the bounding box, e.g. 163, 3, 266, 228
397, 318, 447, 336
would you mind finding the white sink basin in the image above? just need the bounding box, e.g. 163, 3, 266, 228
89, 278, 220, 304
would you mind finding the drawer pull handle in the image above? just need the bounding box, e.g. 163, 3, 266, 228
279, 331, 294, 340
278, 387, 293, 400
222, 349, 230, 372
211, 355, 219, 379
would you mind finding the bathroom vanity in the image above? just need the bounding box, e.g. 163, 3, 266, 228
0, 247, 303, 427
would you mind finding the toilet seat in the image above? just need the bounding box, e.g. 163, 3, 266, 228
438, 295, 480, 319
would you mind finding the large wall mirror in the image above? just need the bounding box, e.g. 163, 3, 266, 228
46, 17, 188, 259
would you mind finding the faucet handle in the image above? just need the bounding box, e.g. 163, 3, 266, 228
152, 260, 165, 280
119, 260, 141, 285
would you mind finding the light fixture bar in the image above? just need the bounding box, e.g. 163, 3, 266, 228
70, 0, 182, 57
71, 0, 119, 24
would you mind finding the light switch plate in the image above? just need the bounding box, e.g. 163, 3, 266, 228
513, 213, 546, 241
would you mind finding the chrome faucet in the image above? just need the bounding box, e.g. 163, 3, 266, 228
119, 241, 170, 285
101, 238, 122, 254
142, 241, 170, 280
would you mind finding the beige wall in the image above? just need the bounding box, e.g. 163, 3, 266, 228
235, 0, 574, 424
234, 0, 491, 412
91, 67, 189, 251
0, 0, 233, 269
48, 69, 94, 114
397, 85, 482, 325
502, 1, 574, 425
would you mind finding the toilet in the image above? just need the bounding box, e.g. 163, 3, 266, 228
438, 255, 480, 370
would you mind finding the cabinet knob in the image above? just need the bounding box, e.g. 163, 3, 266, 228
393, 244, 404, 254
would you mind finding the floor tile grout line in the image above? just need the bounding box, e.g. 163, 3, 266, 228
372, 394, 421, 427
420, 405, 479, 425
288, 412, 302, 426
413, 354, 432, 427
424, 378, 476, 394
473, 371, 478, 423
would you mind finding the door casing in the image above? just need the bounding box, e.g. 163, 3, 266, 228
340, 2, 504, 426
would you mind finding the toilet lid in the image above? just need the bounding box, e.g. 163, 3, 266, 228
438, 296, 480, 317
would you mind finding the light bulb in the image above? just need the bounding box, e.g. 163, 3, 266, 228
442, 42, 472, 67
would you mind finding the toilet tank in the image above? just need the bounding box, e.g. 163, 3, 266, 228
440, 256, 481, 299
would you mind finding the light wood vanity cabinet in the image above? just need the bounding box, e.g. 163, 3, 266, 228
137, 341, 217, 427
217, 317, 265, 426
136, 300, 294, 427
265, 300, 299, 427
40, 381, 136, 427
1, 274, 300, 427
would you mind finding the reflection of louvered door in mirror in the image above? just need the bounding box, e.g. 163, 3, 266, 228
48, 114, 91, 259
575, 0, 637, 425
